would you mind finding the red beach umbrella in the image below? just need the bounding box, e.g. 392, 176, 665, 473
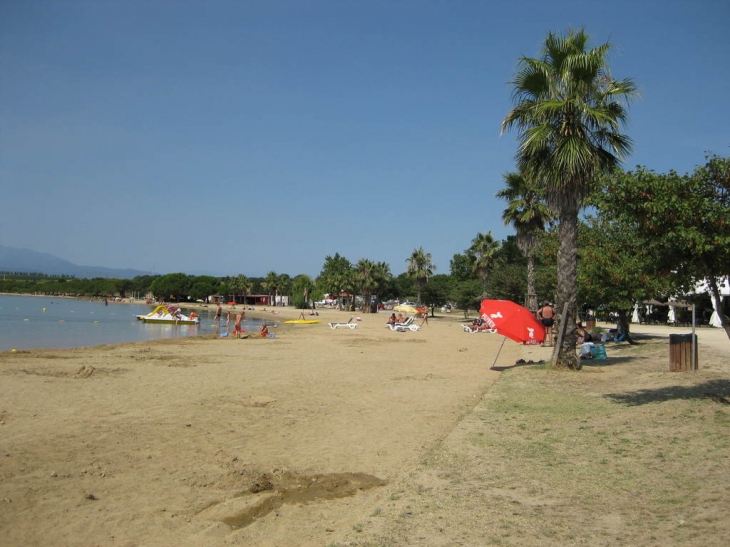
479, 299, 545, 345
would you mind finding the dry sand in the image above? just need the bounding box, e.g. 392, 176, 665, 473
0, 305, 727, 546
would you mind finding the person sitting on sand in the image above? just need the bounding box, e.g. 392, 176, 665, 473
260, 324, 269, 337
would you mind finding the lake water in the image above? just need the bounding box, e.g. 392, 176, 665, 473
0, 295, 268, 351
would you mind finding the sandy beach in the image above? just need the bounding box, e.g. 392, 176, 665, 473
1, 305, 728, 546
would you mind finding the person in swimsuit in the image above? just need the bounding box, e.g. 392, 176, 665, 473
234, 312, 243, 338
537, 302, 555, 346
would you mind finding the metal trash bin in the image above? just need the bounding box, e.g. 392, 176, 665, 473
669, 333, 698, 372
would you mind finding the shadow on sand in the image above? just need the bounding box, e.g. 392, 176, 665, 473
491, 359, 547, 372
604, 379, 730, 406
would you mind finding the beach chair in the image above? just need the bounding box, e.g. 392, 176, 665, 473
461, 324, 497, 334
329, 316, 358, 330
389, 316, 420, 332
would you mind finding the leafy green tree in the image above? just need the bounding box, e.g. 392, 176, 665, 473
406, 247, 436, 304
502, 28, 637, 369
189, 275, 222, 302
420, 274, 453, 315
449, 252, 476, 283
150, 273, 192, 302
249, 277, 265, 296
488, 261, 528, 304
452, 279, 484, 318
114, 279, 134, 298
596, 157, 730, 338
391, 272, 416, 302
130, 275, 158, 298
496, 170, 553, 312
291, 274, 314, 309
318, 253, 353, 310
577, 213, 668, 343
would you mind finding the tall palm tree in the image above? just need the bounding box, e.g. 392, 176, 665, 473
468, 232, 500, 294
502, 29, 636, 369
236, 274, 252, 306
373, 261, 393, 304
406, 247, 436, 304
354, 258, 377, 312
277, 274, 291, 305
263, 271, 279, 307
226, 276, 241, 304
496, 170, 553, 313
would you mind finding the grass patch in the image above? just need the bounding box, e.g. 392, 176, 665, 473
343, 335, 730, 546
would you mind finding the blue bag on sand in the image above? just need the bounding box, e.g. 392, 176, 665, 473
591, 344, 607, 360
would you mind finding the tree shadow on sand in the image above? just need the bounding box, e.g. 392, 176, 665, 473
491, 359, 547, 372
582, 333, 672, 368
604, 379, 730, 406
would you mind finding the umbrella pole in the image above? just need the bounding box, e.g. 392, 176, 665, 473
490, 336, 507, 369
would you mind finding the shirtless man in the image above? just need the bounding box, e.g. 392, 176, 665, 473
215, 303, 222, 328
537, 302, 555, 346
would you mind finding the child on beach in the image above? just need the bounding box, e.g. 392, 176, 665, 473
234, 312, 243, 338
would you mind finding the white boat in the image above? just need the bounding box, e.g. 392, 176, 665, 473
136, 305, 200, 325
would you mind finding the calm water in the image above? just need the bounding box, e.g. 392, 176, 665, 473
0, 295, 268, 351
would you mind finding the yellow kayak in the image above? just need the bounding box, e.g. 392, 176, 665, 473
284, 319, 321, 324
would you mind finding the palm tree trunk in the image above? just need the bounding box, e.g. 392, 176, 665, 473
707, 274, 730, 340
616, 310, 637, 345
526, 253, 537, 313
554, 211, 580, 370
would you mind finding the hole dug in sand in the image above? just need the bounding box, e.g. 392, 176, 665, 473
199, 471, 387, 529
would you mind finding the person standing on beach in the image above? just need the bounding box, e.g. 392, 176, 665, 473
537, 302, 555, 346
215, 303, 222, 328
226, 310, 232, 331
234, 312, 243, 338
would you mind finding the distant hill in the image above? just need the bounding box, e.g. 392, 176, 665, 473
0, 246, 156, 279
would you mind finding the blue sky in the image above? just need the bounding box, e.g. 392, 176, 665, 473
1, 0, 728, 278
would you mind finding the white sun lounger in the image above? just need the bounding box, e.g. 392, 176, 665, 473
329, 316, 358, 329
388, 316, 420, 332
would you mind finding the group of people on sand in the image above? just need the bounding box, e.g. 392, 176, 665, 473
386, 313, 406, 325
386, 311, 429, 327
538, 302, 624, 346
